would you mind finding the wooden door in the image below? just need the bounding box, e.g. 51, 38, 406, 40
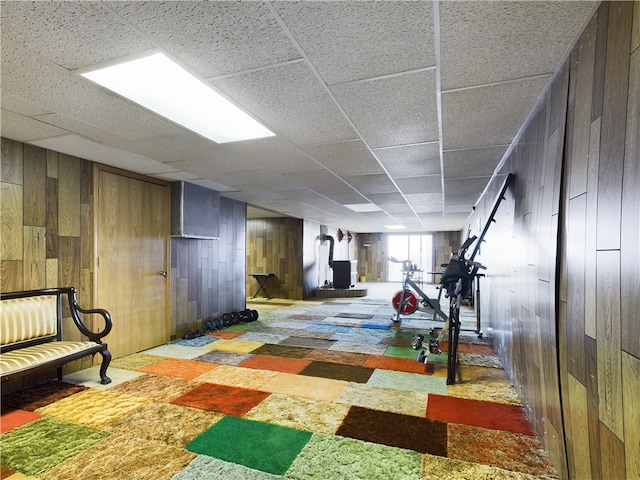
95, 167, 169, 358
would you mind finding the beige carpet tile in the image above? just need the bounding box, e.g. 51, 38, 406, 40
259, 372, 347, 402
62, 366, 144, 390
208, 338, 264, 353
420, 453, 545, 480
42, 433, 196, 480
194, 364, 279, 389
105, 402, 222, 447
335, 382, 428, 417
35, 389, 149, 428
245, 393, 351, 434
110, 353, 166, 371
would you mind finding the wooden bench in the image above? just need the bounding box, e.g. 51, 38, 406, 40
1, 287, 113, 385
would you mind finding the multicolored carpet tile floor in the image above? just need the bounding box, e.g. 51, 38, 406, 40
1, 292, 558, 480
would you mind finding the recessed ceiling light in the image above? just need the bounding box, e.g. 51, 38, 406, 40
344, 203, 382, 212
78, 51, 275, 144
385, 225, 406, 230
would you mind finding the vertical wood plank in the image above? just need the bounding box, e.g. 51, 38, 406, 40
585, 336, 603, 479
621, 48, 640, 358
23, 226, 46, 289
566, 194, 586, 383
0, 261, 22, 292
585, 117, 601, 339
1, 138, 23, 184
569, 16, 597, 199
46, 177, 59, 259
23, 144, 47, 227
58, 236, 80, 293
596, 249, 623, 439
632, 0, 639, 52
1, 182, 23, 261
622, 351, 640, 479
46, 258, 58, 288
599, 422, 626, 480
596, 1, 633, 250
58, 154, 81, 237
591, 1, 609, 121
46, 149, 58, 178
567, 373, 592, 479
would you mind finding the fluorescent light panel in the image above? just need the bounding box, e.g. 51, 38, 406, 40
79, 52, 274, 144
344, 203, 382, 213
385, 225, 406, 230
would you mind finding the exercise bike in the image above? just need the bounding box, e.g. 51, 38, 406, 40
410, 235, 486, 384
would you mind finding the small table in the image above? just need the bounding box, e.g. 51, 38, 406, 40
249, 273, 274, 299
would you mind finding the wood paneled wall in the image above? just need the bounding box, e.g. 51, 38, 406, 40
357, 233, 386, 282
246, 217, 304, 299
1, 138, 96, 378
2, 137, 248, 351
466, 2, 639, 478
466, 47, 570, 478
170, 196, 247, 338
560, 2, 639, 478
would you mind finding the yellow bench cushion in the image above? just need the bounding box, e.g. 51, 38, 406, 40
0, 341, 100, 377
0, 296, 58, 345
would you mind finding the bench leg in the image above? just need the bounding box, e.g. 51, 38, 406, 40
99, 348, 112, 385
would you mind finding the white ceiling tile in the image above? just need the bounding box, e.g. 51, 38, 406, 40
406, 193, 444, 206
215, 137, 324, 174
211, 62, 357, 146
0, 110, 68, 143
394, 175, 442, 194
28, 134, 178, 175
342, 173, 398, 195
1, 2, 155, 70
441, 76, 550, 150
366, 192, 407, 205
331, 70, 438, 148
443, 146, 508, 179
374, 143, 441, 177
231, 170, 298, 192
107, 1, 300, 78
274, 1, 435, 85
440, 1, 597, 89
2, 38, 186, 141
302, 140, 383, 177
285, 170, 351, 193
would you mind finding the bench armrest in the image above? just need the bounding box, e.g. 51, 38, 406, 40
68, 289, 113, 343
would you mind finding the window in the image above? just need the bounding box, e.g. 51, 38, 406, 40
387, 234, 433, 282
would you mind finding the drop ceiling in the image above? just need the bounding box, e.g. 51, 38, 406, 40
1, 1, 598, 232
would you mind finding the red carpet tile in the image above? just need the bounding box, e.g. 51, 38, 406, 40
0, 407, 42, 433
1, 466, 15, 479
172, 383, 270, 416
439, 342, 496, 355
363, 354, 429, 374
139, 358, 217, 380
239, 354, 312, 374
426, 394, 535, 435
448, 423, 557, 477
336, 406, 447, 456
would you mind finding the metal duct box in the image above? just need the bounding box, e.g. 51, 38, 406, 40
332, 260, 357, 289
171, 181, 219, 239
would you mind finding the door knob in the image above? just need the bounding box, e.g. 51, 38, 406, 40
159, 271, 167, 277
